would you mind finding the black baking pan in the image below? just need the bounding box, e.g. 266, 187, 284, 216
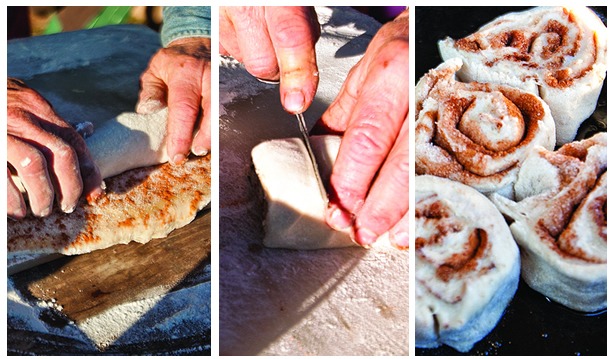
415, 6, 607, 356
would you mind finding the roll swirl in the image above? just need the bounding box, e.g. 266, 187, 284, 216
439, 6, 607, 145
416, 175, 520, 352
492, 132, 607, 312
416, 58, 555, 198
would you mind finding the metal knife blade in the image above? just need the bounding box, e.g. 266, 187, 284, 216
296, 113, 328, 204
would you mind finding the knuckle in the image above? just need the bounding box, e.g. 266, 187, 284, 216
348, 122, 392, 162
244, 56, 279, 79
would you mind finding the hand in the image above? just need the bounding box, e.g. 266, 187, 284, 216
7, 78, 103, 219
220, 6, 320, 114
317, 10, 409, 249
137, 37, 212, 164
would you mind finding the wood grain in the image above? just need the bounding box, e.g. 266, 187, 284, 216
11, 208, 210, 323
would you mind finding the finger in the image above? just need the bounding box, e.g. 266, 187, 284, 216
7, 135, 54, 217
7, 168, 27, 219
265, 6, 320, 113
388, 211, 409, 250
353, 119, 409, 246
137, 67, 168, 114
166, 68, 204, 164
229, 7, 279, 80
9, 84, 104, 204
327, 39, 409, 227
192, 68, 212, 156
33, 111, 104, 205
219, 7, 242, 61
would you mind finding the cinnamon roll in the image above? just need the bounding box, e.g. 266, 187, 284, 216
416, 175, 520, 352
416, 58, 556, 198
438, 6, 607, 145
491, 133, 607, 312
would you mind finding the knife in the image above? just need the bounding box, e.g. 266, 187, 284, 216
296, 113, 328, 204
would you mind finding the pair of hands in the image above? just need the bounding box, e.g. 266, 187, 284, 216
8, 7, 408, 251
141, 6, 409, 249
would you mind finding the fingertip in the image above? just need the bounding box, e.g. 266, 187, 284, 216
326, 203, 354, 231
390, 231, 409, 250
136, 99, 165, 114
283, 90, 306, 114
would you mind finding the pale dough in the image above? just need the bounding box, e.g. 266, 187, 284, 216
438, 6, 607, 145
86, 108, 169, 179
415, 175, 520, 352
252, 135, 355, 249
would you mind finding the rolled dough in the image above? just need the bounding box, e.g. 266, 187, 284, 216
86, 108, 169, 179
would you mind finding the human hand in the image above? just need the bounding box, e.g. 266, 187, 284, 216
317, 10, 409, 249
7, 78, 103, 219
137, 37, 212, 165
220, 6, 320, 114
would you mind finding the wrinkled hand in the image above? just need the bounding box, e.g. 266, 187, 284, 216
220, 6, 320, 114
137, 37, 212, 165
7, 78, 103, 219
318, 10, 409, 249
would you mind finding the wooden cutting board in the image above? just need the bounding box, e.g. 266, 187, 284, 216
10, 208, 211, 324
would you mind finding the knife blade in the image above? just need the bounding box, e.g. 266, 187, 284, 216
296, 113, 328, 204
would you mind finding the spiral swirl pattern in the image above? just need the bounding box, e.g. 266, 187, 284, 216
492, 132, 607, 312
416, 58, 555, 198
439, 6, 607, 145
415, 175, 520, 352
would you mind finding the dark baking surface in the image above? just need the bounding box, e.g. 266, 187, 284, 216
415, 6, 607, 356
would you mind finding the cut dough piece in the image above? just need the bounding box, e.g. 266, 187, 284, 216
438, 6, 607, 145
86, 108, 170, 179
415, 58, 556, 198
8, 155, 211, 257
491, 133, 607, 312
415, 175, 520, 352
253, 135, 374, 249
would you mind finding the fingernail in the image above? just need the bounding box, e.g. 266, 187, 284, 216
284, 90, 305, 114
38, 206, 53, 217
192, 146, 209, 156
355, 227, 378, 247
61, 202, 76, 214
391, 231, 409, 250
87, 186, 105, 203
327, 205, 353, 230
136, 99, 164, 114
10, 205, 26, 220
172, 153, 187, 165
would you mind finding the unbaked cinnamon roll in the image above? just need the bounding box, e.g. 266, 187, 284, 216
438, 6, 607, 145
416, 58, 556, 198
415, 175, 520, 352
492, 132, 607, 312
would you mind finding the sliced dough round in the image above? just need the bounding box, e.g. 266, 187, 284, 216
415, 175, 520, 352
438, 6, 607, 145
491, 133, 607, 312
416, 58, 555, 198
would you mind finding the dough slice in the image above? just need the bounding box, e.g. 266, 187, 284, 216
8, 155, 211, 257
491, 133, 607, 312
438, 6, 607, 145
416, 58, 555, 198
415, 175, 520, 352
252, 135, 355, 249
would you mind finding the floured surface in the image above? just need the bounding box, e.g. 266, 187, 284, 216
220, 7, 408, 355
7, 25, 211, 354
